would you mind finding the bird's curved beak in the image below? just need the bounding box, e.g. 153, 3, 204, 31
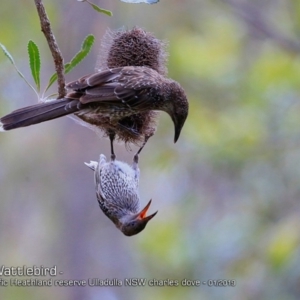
168, 105, 188, 143
136, 199, 158, 221
173, 119, 181, 143
172, 115, 184, 143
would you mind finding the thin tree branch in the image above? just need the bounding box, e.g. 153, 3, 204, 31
34, 0, 66, 98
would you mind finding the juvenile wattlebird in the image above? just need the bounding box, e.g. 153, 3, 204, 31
0, 28, 188, 157
85, 144, 157, 236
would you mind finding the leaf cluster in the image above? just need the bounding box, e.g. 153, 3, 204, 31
0, 35, 95, 99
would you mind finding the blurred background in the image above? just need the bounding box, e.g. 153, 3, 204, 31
1, 0, 300, 299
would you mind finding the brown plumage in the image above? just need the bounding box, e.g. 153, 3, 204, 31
97, 27, 167, 148
0, 28, 188, 154
85, 150, 157, 236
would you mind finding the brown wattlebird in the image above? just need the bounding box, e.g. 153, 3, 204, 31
0, 28, 188, 156
85, 143, 157, 236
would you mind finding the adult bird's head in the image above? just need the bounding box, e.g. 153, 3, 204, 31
163, 80, 189, 143
119, 199, 157, 236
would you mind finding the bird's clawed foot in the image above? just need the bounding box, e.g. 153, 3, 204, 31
108, 130, 116, 161
133, 135, 151, 164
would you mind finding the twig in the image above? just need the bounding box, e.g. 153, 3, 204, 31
34, 0, 66, 98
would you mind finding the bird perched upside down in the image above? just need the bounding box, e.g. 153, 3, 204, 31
0, 27, 188, 156
85, 147, 157, 236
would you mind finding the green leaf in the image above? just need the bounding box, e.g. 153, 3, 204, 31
0, 43, 15, 65
0, 43, 38, 97
90, 3, 112, 16
28, 40, 41, 92
77, 0, 112, 16
64, 63, 71, 74
46, 73, 58, 91
45, 35, 95, 92
66, 34, 95, 73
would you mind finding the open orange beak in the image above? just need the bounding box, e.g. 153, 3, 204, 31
136, 199, 158, 221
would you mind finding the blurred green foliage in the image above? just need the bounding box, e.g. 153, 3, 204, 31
1, 0, 300, 299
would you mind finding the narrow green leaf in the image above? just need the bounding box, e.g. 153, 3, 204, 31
0, 43, 15, 65
0, 43, 38, 97
28, 40, 41, 91
46, 73, 58, 91
90, 3, 113, 16
77, 0, 112, 16
45, 35, 95, 92
66, 35, 95, 73
63, 63, 71, 74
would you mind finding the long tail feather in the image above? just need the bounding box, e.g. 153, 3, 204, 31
0, 99, 80, 131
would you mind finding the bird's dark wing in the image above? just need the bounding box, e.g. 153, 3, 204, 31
66, 68, 122, 90
67, 67, 161, 110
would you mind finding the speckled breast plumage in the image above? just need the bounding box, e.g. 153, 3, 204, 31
95, 155, 140, 224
